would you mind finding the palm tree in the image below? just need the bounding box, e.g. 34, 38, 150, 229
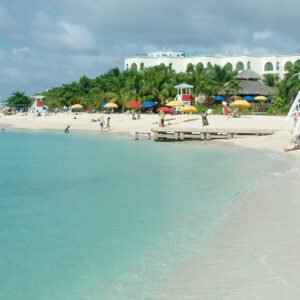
263, 74, 280, 87
99, 72, 132, 112
280, 61, 300, 102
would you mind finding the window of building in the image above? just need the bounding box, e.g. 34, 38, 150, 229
247, 61, 251, 70
284, 61, 292, 71
186, 63, 194, 72
264, 62, 273, 72
131, 63, 137, 70
236, 62, 244, 71
224, 63, 233, 71
196, 62, 204, 72
140, 63, 144, 70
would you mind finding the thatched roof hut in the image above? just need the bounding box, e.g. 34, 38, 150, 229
235, 70, 261, 81
220, 70, 278, 96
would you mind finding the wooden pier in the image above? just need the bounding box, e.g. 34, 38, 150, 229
135, 132, 151, 140
151, 127, 275, 142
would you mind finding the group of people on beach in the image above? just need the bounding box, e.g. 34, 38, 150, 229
64, 116, 111, 134
99, 116, 110, 132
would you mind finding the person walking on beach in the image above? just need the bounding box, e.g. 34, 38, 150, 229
160, 111, 165, 127
106, 116, 111, 130
99, 117, 105, 132
201, 112, 209, 126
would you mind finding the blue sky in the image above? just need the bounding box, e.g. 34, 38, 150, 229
0, 0, 299, 99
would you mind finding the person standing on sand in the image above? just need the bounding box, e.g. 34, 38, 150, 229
106, 117, 111, 130
99, 117, 105, 132
201, 112, 209, 126
160, 111, 165, 127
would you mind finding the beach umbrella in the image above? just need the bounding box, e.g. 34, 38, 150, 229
255, 95, 267, 101
231, 100, 251, 108
141, 101, 155, 107
105, 102, 118, 109
243, 95, 254, 101
179, 105, 198, 113
214, 95, 225, 101
71, 104, 83, 110
157, 106, 174, 114
127, 101, 141, 109
101, 102, 107, 108
166, 100, 181, 107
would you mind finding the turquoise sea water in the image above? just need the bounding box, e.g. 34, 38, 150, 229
0, 131, 291, 299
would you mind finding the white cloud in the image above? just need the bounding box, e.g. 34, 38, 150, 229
34, 16, 96, 51
12, 47, 31, 55
253, 31, 273, 40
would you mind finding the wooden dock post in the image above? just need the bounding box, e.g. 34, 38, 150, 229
179, 132, 185, 141
135, 132, 151, 140
200, 132, 205, 140
206, 133, 211, 140
154, 131, 159, 141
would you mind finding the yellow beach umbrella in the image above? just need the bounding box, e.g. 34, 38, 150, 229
231, 100, 251, 108
71, 104, 83, 110
179, 105, 198, 113
254, 95, 267, 101
166, 100, 181, 107
105, 102, 118, 109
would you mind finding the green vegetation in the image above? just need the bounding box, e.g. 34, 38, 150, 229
7, 91, 32, 111
5, 61, 300, 115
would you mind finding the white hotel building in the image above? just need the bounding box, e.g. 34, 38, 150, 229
124, 49, 300, 78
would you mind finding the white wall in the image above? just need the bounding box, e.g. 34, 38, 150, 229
124, 54, 300, 78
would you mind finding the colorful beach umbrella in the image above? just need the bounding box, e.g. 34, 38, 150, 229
71, 104, 83, 110
157, 107, 174, 114
101, 102, 107, 108
166, 100, 181, 107
255, 95, 267, 101
243, 95, 254, 101
231, 100, 251, 108
179, 105, 198, 113
127, 101, 141, 109
141, 101, 155, 107
214, 95, 225, 101
105, 102, 118, 109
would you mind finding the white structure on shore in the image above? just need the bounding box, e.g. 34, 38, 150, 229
30, 95, 47, 116
125, 49, 300, 78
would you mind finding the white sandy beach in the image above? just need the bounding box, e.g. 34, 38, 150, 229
1, 112, 300, 299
